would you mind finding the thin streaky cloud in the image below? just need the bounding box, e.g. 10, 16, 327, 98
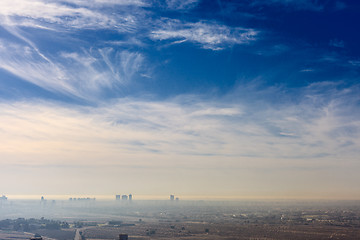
0, 39, 76, 96
64, 0, 148, 7
151, 19, 258, 50
0, 38, 146, 99
165, 0, 199, 10
0, 83, 359, 166
0, 0, 141, 31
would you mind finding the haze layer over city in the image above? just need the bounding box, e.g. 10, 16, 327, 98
1, 0, 360, 203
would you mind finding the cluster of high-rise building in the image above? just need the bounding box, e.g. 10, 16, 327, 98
116, 194, 132, 201
170, 195, 179, 201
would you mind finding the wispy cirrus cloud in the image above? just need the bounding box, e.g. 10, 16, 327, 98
0, 38, 146, 99
59, 49, 145, 97
151, 19, 258, 50
0, 0, 150, 100
0, 0, 143, 31
165, 0, 199, 10
0, 39, 75, 96
64, 0, 148, 7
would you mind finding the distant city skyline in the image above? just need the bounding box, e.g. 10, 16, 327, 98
0, 0, 360, 200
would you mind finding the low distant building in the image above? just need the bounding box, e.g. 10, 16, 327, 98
176, 197, 179, 201
122, 195, 128, 200
170, 195, 174, 201
0, 195, 7, 200
116, 195, 121, 200
68, 197, 95, 201
30, 234, 42, 240
119, 234, 128, 240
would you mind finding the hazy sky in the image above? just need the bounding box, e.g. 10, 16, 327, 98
0, 0, 360, 200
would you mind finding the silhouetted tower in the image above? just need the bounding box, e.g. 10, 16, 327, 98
119, 234, 128, 240
116, 195, 121, 200
129, 194, 132, 201
170, 195, 174, 201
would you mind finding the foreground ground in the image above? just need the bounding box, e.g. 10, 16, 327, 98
1, 200, 360, 239
81, 222, 360, 240
2, 220, 360, 240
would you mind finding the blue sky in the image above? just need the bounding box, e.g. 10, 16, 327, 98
0, 0, 360, 199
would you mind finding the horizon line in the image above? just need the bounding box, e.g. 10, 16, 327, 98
3, 194, 360, 201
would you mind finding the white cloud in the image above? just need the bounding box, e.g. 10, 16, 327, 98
0, 38, 146, 99
0, 39, 76, 96
151, 20, 258, 50
0, 1, 150, 100
64, 0, 147, 7
98, 48, 145, 84
0, 0, 141, 31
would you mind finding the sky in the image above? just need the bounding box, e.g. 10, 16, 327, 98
0, 0, 360, 200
